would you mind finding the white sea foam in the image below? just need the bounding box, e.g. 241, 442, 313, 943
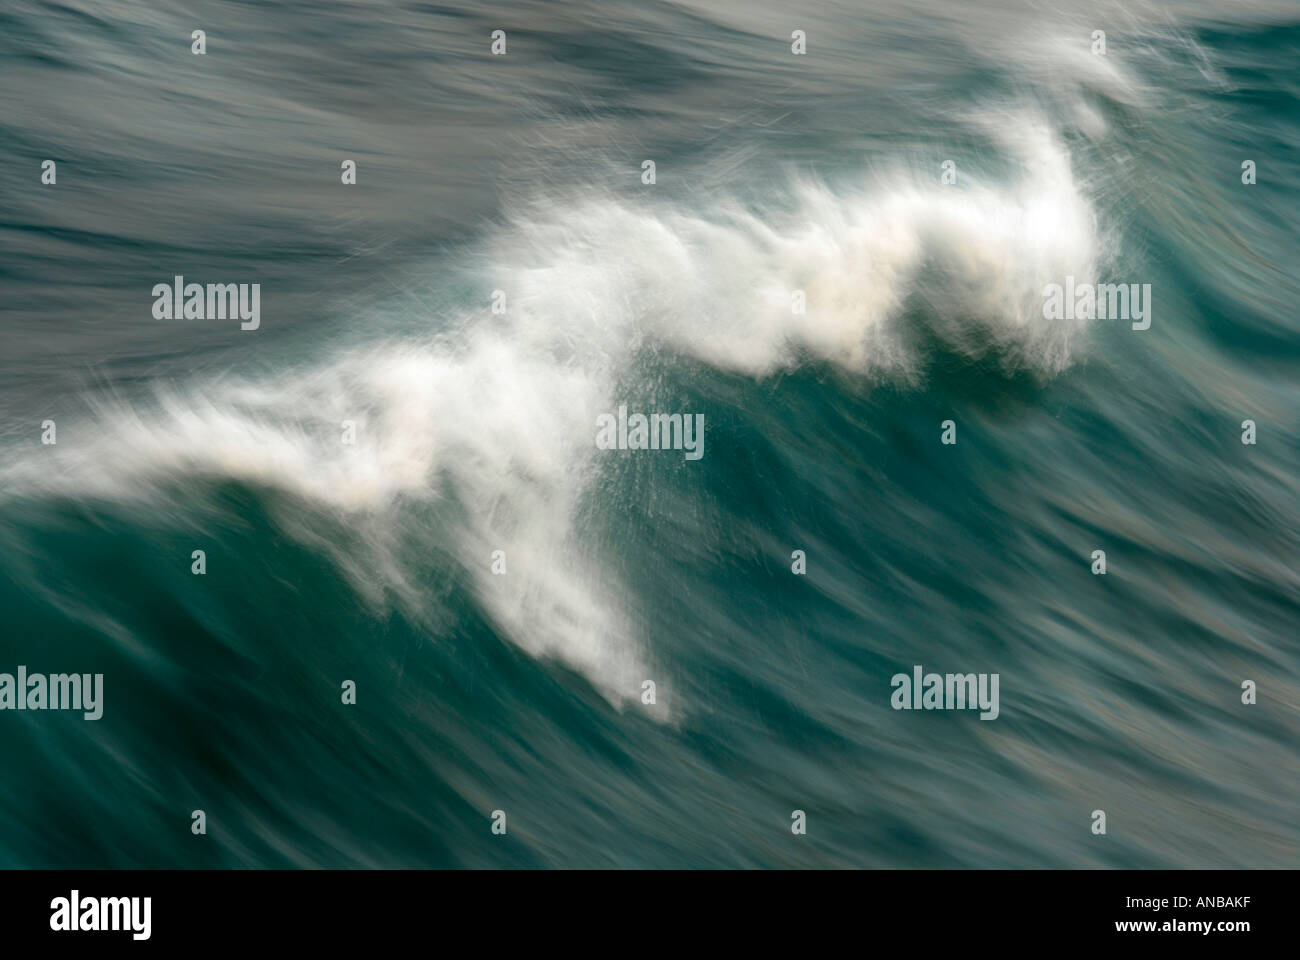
492, 115, 1099, 379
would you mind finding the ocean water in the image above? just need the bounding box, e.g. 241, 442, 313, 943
0, 0, 1296, 868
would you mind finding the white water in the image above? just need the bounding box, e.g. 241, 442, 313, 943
3, 115, 1103, 707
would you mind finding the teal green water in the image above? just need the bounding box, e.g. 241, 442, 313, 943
0, 0, 1296, 867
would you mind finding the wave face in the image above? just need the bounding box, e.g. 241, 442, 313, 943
1, 0, 1297, 867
